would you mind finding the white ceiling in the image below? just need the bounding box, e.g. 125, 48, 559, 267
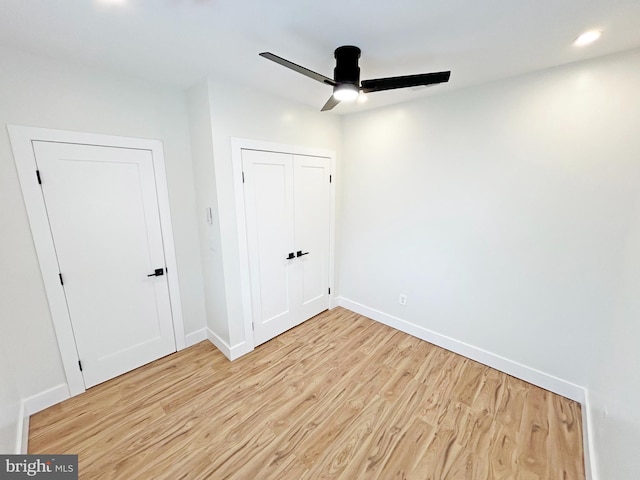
2, 0, 640, 114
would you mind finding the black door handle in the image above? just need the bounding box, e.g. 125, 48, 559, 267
147, 268, 165, 277
286, 252, 295, 260
296, 251, 309, 257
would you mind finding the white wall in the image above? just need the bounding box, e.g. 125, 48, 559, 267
194, 79, 342, 347
339, 48, 640, 479
0, 47, 206, 401
187, 81, 230, 343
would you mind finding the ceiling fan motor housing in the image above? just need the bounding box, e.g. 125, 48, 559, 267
334, 46, 361, 86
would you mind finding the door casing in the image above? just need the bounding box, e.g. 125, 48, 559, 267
9, 125, 185, 397
231, 138, 337, 354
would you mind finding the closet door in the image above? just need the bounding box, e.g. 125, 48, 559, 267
242, 149, 331, 346
242, 150, 296, 345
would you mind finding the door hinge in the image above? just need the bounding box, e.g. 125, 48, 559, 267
328, 287, 331, 294
78, 360, 83, 372
59, 273, 64, 286
36, 170, 42, 185
329, 174, 332, 183
242, 172, 245, 183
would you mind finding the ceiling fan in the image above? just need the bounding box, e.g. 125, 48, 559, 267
259, 45, 451, 111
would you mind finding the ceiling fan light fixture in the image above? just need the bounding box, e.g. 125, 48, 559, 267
333, 84, 359, 102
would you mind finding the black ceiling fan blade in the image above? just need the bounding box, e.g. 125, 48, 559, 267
361, 71, 451, 93
259, 52, 337, 87
321, 94, 341, 111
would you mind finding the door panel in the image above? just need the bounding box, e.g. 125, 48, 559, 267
33, 141, 176, 388
294, 156, 330, 320
242, 150, 296, 345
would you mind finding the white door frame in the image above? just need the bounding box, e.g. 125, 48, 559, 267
9, 125, 186, 397
231, 138, 337, 352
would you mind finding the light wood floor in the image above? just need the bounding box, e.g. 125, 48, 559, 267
29, 307, 585, 479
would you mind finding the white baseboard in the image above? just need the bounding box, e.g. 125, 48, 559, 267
207, 328, 253, 361
207, 328, 231, 359
11, 384, 68, 455
23, 384, 70, 417
229, 341, 253, 360
16, 382, 65, 455
583, 391, 600, 480
185, 327, 208, 347
13, 402, 25, 454
336, 297, 585, 402
15, 406, 29, 455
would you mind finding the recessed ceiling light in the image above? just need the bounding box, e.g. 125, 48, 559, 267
574, 30, 602, 47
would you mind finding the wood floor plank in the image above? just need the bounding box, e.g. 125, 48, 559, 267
29, 307, 585, 480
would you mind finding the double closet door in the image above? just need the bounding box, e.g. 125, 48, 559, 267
242, 149, 331, 346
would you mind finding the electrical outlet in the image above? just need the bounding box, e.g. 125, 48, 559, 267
399, 294, 407, 306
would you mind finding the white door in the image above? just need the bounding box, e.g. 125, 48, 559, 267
33, 141, 176, 388
242, 150, 297, 344
294, 155, 331, 321
242, 149, 331, 346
